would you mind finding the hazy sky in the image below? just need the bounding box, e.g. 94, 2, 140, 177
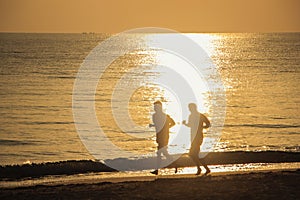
1, 0, 299, 33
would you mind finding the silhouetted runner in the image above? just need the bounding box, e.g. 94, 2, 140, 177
149, 101, 176, 175
183, 103, 211, 175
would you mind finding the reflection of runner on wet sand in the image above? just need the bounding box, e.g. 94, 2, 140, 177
149, 101, 177, 175
183, 103, 211, 175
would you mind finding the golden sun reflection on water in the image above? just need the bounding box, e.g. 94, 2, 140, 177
144, 34, 225, 154
95, 33, 226, 157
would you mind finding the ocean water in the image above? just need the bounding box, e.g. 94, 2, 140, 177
0, 32, 299, 166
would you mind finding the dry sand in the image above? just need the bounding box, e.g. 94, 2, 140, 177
0, 170, 299, 200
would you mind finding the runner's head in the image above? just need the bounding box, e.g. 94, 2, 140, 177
154, 101, 163, 112
188, 103, 197, 112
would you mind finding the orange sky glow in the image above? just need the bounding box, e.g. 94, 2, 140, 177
0, 0, 299, 33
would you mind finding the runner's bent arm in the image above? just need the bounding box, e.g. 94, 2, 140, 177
168, 115, 176, 128
202, 114, 211, 129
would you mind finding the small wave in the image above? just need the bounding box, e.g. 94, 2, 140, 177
225, 124, 300, 129
0, 139, 39, 146
0, 160, 116, 180
22, 121, 74, 125
56, 76, 75, 79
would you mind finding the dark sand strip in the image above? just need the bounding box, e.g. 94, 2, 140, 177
0, 170, 299, 200
1, 151, 299, 180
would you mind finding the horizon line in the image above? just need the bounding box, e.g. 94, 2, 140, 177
1, 31, 300, 34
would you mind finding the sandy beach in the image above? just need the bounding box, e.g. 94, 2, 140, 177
0, 170, 299, 200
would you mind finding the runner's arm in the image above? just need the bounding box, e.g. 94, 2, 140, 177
202, 114, 211, 128
168, 115, 176, 128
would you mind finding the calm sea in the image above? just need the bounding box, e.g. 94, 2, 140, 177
0, 33, 299, 165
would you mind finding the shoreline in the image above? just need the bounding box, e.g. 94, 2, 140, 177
0, 169, 299, 199
1, 162, 300, 189
1, 151, 299, 180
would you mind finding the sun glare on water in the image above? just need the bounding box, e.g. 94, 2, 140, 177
96, 33, 224, 157
136, 33, 221, 154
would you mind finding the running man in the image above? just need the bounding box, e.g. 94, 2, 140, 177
182, 103, 211, 175
149, 101, 176, 175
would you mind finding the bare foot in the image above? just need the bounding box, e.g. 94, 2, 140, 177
150, 170, 158, 175
204, 169, 211, 176
196, 168, 202, 175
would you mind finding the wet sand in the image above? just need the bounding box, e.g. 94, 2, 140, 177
0, 170, 299, 200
